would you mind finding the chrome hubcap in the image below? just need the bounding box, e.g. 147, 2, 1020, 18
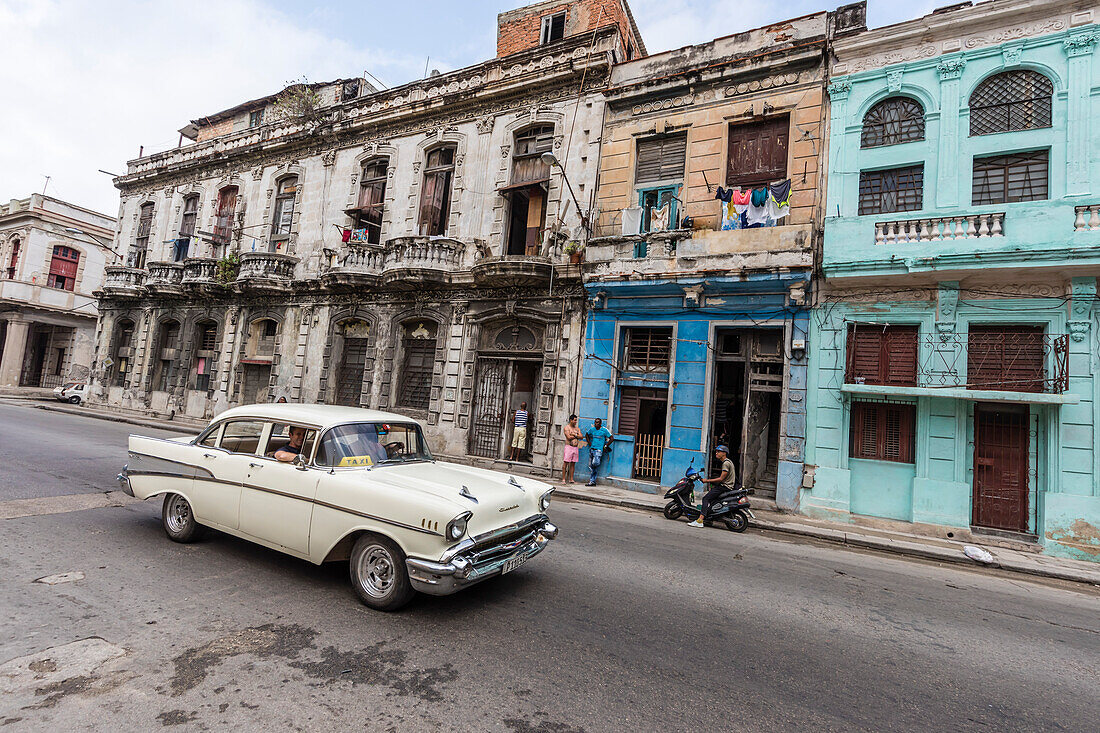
357, 546, 395, 598
165, 495, 191, 533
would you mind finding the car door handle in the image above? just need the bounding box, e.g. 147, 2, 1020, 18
203, 453, 217, 459
249, 462, 262, 468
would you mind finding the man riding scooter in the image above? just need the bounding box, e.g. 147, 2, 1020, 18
687, 445, 738, 528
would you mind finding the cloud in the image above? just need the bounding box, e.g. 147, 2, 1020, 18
0, 0, 427, 214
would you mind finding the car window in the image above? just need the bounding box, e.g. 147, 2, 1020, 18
197, 424, 222, 448
316, 422, 431, 467
265, 422, 317, 461
219, 420, 266, 455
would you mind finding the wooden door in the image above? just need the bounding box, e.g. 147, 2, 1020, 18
973, 405, 1029, 533
726, 116, 789, 189
334, 337, 368, 407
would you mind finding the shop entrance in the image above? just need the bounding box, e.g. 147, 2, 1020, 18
972, 404, 1030, 533
470, 357, 541, 461
709, 328, 784, 498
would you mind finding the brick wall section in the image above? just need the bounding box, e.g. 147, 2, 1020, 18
195, 118, 234, 143
497, 0, 638, 58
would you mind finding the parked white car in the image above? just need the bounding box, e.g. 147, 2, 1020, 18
117, 404, 557, 610
53, 382, 87, 404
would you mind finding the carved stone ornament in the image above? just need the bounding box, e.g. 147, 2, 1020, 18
1063, 31, 1098, 57
251, 167, 264, 181
886, 69, 904, 92
966, 20, 1066, 49
1002, 45, 1023, 67
321, 149, 336, 167
826, 79, 852, 100
937, 57, 967, 80
1069, 321, 1089, 342
475, 116, 494, 134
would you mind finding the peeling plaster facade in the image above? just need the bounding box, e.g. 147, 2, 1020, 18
0, 195, 117, 390
804, 0, 1100, 560
91, 5, 640, 475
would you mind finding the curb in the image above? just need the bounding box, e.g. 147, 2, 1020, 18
554, 487, 1100, 587
27, 403, 203, 434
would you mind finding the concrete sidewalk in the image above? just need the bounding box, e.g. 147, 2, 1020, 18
549, 482, 1100, 587
0, 397, 206, 433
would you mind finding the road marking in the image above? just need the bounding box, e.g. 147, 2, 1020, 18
0, 491, 137, 520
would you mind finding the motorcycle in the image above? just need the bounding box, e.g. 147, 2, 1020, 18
662, 457, 755, 532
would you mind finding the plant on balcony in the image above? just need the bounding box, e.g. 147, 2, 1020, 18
215, 252, 240, 284
564, 241, 584, 264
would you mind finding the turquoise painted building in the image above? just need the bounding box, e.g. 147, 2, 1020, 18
804, 2, 1100, 560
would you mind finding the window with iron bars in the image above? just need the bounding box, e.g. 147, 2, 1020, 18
969, 70, 1053, 137
972, 149, 1048, 205
622, 327, 673, 372
967, 325, 1047, 393
861, 97, 925, 148
858, 165, 923, 216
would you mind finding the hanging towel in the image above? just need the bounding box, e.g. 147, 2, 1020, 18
651, 203, 671, 232
766, 179, 792, 220
720, 199, 740, 230
621, 206, 643, 236
341, 228, 352, 243
746, 187, 769, 225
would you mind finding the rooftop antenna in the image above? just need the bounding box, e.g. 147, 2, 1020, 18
42, 175, 51, 195
424, 56, 430, 78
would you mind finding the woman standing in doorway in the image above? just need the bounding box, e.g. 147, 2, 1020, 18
562, 414, 582, 483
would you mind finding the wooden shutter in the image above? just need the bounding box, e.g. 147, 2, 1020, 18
883, 327, 918, 386
635, 134, 687, 185
846, 325, 918, 386
618, 388, 642, 435
968, 325, 1044, 392
418, 173, 440, 234
850, 401, 915, 463
726, 116, 789, 188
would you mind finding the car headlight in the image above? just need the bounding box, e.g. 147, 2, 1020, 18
539, 490, 553, 512
446, 511, 472, 541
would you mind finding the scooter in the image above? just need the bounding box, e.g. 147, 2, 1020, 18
662, 457, 755, 532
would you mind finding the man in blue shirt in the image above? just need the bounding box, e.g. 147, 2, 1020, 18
583, 418, 614, 486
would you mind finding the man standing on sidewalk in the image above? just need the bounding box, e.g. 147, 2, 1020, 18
509, 401, 529, 461
584, 418, 613, 486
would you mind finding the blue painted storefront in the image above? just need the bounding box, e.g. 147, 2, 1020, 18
576, 271, 810, 509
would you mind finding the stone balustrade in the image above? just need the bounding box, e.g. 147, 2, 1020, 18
236, 252, 298, 285
146, 261, 184, 286
382, 237, 464, 272
102, 265, 148, 294
1074, 204, 1100, 231
874, 213, 1005, 245
181, 257, 218, 284
339, 245, 384, 273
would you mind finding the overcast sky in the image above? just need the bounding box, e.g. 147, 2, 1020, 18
0, 0, 936, 216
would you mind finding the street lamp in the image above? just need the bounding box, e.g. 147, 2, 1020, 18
541, 152, 590, 235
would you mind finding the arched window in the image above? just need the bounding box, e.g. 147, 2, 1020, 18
396, 320, 437, 410
111, 318, 135, 387
861, 97, 925, 148
153, 319, 181, 392
132, 202, 154, 269
355, 159, 388, 245
176, 194, 199, 261
191, 320, 219, 391
47, 245, 80, 291
5, 237, 20, 279
418, 146, 456, 236
505, 126, 554, 255
969, 70, 1053, 136
270, 176, 298, 250
334, 319, 371, 406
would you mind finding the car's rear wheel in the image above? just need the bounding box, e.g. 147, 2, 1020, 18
349, 534, 414, 611
162, 493, 204, 543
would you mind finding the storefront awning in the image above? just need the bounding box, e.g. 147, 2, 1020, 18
841, 383, 1079, 405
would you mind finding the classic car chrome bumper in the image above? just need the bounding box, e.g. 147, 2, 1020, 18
116, 465, 134, 497
406, 517, 558, 596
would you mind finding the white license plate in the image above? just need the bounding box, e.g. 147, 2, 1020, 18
502, 551, 530, 575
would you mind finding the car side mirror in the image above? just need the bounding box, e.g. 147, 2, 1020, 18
293, 453, 307, 470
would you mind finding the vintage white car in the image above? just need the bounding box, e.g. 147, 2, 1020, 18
117, 404, 557, 610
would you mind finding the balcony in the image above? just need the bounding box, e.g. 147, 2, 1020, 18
100, 266, 147, 298
181, 257, 221, 293
471, 255, 556, 287
874, 213, 1005, 245
381, 237, 464, 289
234, 252, 298, 294
1074, 204, 1100, 231
321, 245, 383, 290
144, 262, 185, 296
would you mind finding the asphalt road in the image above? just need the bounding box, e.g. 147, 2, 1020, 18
1, 403, 1098, 731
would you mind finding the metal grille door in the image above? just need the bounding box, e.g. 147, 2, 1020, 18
334, 337, 368, 407
973, 406, 1030, 533
470, 358, 507, 458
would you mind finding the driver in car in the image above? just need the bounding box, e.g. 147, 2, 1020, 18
275, 426, 308, 463
688, 444, 738, 528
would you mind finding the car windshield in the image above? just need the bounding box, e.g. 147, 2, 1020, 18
315, 422, 432, 467
63, 382, 79, 389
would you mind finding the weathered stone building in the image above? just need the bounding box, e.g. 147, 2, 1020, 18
1, 194, 117, 391
92, 0, 645, 474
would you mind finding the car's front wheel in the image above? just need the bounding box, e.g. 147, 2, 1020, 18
349, 534, 415, 611
68, 395, 81, 404
162, 493, 205, 543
